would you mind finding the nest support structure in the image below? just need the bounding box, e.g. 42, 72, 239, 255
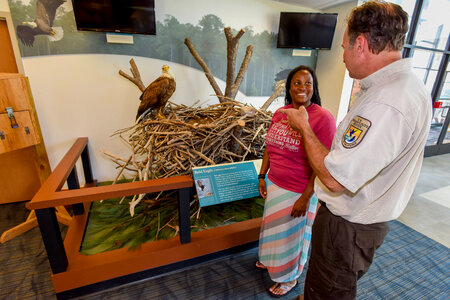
27, 137, 262, 295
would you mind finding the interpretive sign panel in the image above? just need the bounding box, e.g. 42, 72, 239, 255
192, 160, 262, 207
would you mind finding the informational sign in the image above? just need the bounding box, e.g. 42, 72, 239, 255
192, 160, 262, 207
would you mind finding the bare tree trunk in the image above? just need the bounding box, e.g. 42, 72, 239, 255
184, 28, 253, 103
224, 27, 245, 98
184, 38, 224, 102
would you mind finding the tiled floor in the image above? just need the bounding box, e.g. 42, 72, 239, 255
397, 153, 450, 248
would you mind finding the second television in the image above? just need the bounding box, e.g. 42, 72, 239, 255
277, 12, 338, 50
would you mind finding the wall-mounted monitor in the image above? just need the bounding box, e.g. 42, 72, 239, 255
277, 12, 338, 50
72, 0, 156, 35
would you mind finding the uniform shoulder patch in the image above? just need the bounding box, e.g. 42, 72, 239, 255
341, 115, 371, 148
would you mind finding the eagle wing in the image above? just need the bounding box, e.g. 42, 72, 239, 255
44, 0, 66, 27
16, 25, 36, 46
136, 76, 176, 120
35, 0, 52, 33
36, 0, 65, 32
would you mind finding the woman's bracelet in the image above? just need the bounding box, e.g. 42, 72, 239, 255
258, 174, 266, 180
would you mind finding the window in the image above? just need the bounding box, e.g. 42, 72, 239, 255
400, 0, 450, 153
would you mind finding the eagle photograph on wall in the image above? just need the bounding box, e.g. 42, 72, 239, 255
16, 0, 65, 47
136, 65, 176, 121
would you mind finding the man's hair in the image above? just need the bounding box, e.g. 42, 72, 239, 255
285, 65, 321, 106
347, 0, 409, 54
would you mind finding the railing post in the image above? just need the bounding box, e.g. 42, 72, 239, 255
67, 166, 84, 215
35, 208, 68, 274
178, 186, 193, 244
81, 145, 94, 184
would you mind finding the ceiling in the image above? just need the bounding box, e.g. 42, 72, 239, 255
272, 0, 355, 10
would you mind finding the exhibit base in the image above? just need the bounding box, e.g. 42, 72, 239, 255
54, 205, 260, 294
27, 138, 261, 297
56, 209, 260, 297
56, 240, 259, 299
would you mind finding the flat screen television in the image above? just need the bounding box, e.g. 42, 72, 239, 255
277, 12, 338, 49
72, 0, 156, 35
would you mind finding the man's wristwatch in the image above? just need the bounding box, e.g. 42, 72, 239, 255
258, 174, 266, 180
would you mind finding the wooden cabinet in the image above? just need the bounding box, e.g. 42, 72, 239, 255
0, 111, 39, 153
0, 73, 40, 153
0, 73, 50, 203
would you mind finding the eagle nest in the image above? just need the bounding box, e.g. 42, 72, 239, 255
104, 101, 273, 184
84, 101, 273, 252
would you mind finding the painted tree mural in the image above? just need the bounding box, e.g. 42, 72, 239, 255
8, 0, 317, 96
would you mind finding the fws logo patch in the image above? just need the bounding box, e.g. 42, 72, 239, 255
342, 116, 371, 148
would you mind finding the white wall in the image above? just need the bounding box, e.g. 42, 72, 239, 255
4, 0, 351, 182
23, 54, 248, 182
315, 0, 357, 121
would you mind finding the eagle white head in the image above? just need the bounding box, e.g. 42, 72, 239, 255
22, 21, 38, 28
161, 65, 175, 79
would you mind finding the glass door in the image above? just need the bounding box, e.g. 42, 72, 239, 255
426, 66, 450, 155
402, 0, 450, 156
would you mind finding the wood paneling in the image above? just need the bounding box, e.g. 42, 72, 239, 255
0, 147, 42, 202
0, 111, 39, 153
0, 74, 50, 203
0, 74, 31, 112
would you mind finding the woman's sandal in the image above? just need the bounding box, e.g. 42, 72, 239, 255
268, 280, 298, 298
255, 261, 267, 270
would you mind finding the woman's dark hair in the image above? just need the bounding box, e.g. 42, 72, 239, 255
284, 65, 321, 106
347, 1, 409, 54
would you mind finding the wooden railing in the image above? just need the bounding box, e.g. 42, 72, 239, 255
27, 137, 260, 294
27, 137, 194, 275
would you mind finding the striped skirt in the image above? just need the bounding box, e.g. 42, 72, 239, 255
258, 179, 318, 283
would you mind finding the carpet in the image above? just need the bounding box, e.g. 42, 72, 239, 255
73, 220, 450, 300
0, 202, 60, 300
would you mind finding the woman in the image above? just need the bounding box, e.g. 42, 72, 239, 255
257, 66, 336, 297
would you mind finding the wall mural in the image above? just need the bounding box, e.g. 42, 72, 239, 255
8, 0, 317, 96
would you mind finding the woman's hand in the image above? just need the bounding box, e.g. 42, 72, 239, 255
259, 179, 267, 199
291, 194, 309, 218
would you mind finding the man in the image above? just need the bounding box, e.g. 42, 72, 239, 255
280, 1, 432, 299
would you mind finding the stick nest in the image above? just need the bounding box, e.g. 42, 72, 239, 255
104, 101, 273, 181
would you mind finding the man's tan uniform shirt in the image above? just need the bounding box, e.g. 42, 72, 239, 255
315, 58, 432, 224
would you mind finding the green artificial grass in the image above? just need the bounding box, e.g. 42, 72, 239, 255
79, 182, 264, 255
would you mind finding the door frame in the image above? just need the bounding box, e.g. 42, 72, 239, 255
425, 111, 450, 156
0, 11, 24, 74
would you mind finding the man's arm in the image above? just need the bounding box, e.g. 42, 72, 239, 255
280, 107, 345, 193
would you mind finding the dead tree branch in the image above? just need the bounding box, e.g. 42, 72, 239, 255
184, 38, 224, 102
261, 80, 286, 111
185, 27, 253, 103
224, 27, 245, 98
118, 59, 146, 92
231, 45, 254, 99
